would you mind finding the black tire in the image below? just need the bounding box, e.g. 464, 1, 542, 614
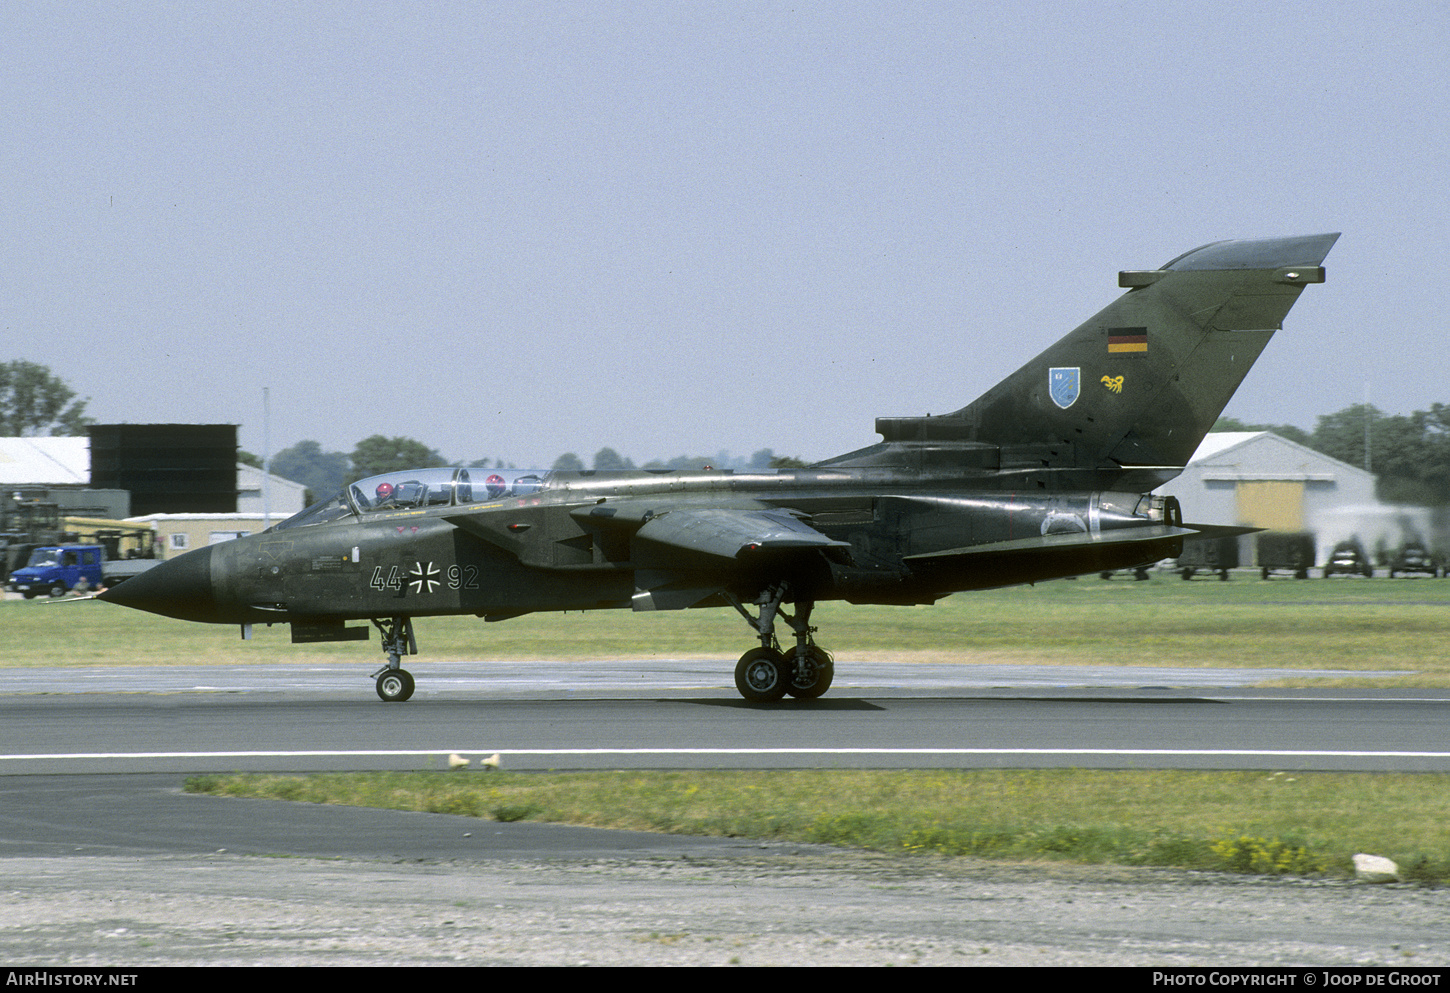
376, 668, 415, 702
48, 584, 66, 598
786, 646, 835, 700
735, 648, 789, 703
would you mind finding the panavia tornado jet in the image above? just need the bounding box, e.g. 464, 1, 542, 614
100, 233, 1339, 702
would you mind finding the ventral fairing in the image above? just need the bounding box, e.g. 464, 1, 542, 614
100, 234, 1340, 702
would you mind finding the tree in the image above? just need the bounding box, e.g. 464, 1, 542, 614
1307, 404, 1450, 505
551, 452, 585, 471
349, 435, 449, 482
272, 440, 351, 501
1211, 416, 1311, 447
642, 454, 717, 469
0, 361, 93, 436
1309, 404, 1382, 472
592, 447, 635, 471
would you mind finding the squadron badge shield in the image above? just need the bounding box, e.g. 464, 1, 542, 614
1049, 367, 1080, 409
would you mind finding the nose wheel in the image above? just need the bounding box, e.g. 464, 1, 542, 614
375, 668, 415, 702
370, 616, 418, 702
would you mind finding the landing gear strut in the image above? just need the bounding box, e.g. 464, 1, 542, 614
727, 584, 834, 702
370, 616, 417, 702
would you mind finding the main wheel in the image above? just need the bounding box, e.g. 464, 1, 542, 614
786, 645, 834, 699
735, 648, 789, 703
376, 668, 415, 702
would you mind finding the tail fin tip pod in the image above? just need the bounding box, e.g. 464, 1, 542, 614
824, 233, 1339, 482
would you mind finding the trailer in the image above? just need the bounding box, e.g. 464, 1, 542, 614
1176, 534, 1240, 581
1256, 531, 1316, 580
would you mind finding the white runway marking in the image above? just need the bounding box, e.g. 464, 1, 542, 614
7, 747, 1450, 763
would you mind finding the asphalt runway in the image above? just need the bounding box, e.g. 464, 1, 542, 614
0, 659, 1446, 775
4, 661, 1450, 966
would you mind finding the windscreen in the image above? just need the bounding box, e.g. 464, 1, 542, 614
269, 492, 355, 531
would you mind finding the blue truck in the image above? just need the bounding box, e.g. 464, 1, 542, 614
7, 544, 158, 598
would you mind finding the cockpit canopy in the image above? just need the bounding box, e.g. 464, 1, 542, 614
271, 467, 550, 531
349, 467, 548, 511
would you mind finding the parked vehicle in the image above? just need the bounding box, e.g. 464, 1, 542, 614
1256, 531, 1316, 580
1, 498, 64, 586
1323, 538, 1374, 578
1098, 561, 1155, 580
1388, 541, 1441, 578
6, 544, 159, 598
1177, 535, 1239, 580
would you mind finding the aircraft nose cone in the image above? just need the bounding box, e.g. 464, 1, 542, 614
98, 545, 223, 623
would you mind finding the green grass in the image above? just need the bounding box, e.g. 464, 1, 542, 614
6, 576, 1450, 684
184, 768, 1450, 885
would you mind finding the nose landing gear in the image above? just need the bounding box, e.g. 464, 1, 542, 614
370, 616, 417, 702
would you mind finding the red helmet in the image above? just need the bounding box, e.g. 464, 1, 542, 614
375, 482, 394, 500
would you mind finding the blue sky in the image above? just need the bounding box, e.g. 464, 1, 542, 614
3, 2, 1445, 468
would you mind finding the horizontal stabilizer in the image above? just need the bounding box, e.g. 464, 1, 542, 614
902, 524, 1197, 588
1180, 523, 1264, 542
904, 525, 1198, 563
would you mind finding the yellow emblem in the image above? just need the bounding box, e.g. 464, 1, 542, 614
1101, 375, 1124, 394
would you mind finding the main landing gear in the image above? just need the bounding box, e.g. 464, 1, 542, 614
366, 595, 835, 704
726, 584, 834, 703
371, 616, 417, 702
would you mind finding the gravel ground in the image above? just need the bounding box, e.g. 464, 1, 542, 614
2, 850, 1447, 967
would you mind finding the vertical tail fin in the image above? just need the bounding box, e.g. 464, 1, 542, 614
953, 233, 1339, 471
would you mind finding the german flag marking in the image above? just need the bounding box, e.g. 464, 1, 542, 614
1108, 328, 1148, 355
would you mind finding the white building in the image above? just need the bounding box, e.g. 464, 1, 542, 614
0, 437, 90, 486
1158, 431, 1398, 566
123, 512, 280, 560
2, 436, 306, 520
237, 462, 308, 518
